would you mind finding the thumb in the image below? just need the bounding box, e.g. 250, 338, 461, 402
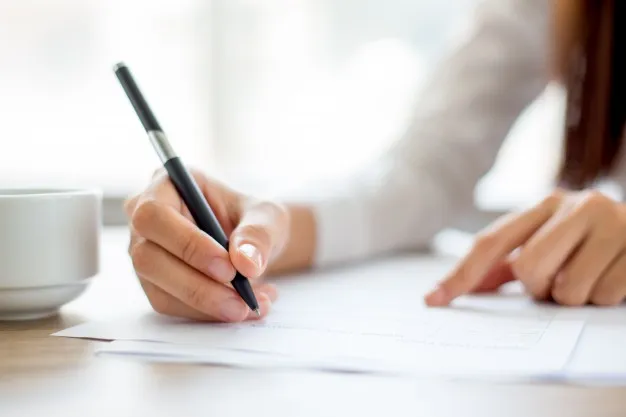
229, 200, 289, 280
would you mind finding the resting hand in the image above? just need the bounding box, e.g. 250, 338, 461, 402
426, 190, 626, 307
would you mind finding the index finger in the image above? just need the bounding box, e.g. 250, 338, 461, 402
425, 202, 555, 306
130, 176, 236, 284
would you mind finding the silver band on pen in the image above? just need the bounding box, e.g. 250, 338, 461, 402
148, 130, 177, 163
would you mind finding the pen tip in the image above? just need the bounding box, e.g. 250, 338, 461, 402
253, 308, 261, 317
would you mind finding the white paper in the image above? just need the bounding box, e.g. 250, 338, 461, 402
97, 334, 626, 385
57, 305, 583, 376
545, 324, 626, 385
95, 340, 397, 374
425, 290, 626, 384
54, 256, 586, 377
98, 340, 626, 385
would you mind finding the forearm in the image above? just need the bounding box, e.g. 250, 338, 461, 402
266, 0, 548, 274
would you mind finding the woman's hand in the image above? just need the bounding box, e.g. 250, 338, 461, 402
426, 190, 626, 307
125, 169, 290, 322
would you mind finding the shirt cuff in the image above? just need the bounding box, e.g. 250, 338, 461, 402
309, 196, 370, 268
271, 180, 370, 268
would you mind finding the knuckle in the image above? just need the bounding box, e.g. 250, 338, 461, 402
182, 283, 210, 312
512, 256, 547, 296
544, 190, 565, 207
510, 255, 530, 280
180, 234, 202, 265
130, 241, 153, 274
590, 290, 620, 306
556, 268, 572, 285
146, 291, 171, 315
132, 200, 162, 233
139, 278, 173, 316
590, 276, 624, 306
579, 190, 610, 213
551, 285, 586, 307
528, 284, 550, 301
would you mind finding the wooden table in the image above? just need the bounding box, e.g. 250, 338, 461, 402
1, 227, 625, 417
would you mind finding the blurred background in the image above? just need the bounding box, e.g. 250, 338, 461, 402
0, 0, 566, 224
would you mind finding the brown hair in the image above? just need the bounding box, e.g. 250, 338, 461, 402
556, 0, 626, 189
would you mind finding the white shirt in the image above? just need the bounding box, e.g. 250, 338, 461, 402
291, 0, 625, 267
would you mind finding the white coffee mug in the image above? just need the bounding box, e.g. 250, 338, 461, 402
0, 189, 101, 320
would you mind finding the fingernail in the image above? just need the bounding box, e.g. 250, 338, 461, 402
208, 258, 235, 281
220, 298, 247, 322
238, 243, 263, 270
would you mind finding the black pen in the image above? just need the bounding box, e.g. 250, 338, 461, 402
113, 62, 260, 317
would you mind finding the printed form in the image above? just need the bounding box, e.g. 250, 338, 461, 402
57, 306, 583, 377
55, 256, 584, 377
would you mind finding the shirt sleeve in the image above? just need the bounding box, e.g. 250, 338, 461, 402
290, 0, 550, 267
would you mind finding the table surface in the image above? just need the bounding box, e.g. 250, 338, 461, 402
1, 227, 626, 417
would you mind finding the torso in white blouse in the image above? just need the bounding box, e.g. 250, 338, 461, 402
287, 0, 626, 267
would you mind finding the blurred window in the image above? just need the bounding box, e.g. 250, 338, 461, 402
0, 0, 563, 212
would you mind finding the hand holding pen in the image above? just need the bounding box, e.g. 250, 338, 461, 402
117, 63, 288, 322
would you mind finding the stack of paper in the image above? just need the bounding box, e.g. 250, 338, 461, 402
78, 307, 581, 378
53, 255, 624, 383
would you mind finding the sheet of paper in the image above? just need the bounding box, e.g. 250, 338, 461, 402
547, 324, 626, 385
92, 300, 626, 384
98, 340, 626, 386
97, 334, 626, 386
95, 340, 397, 374
421, 290, 626, 384
57, 306, 583, 376
55, 256, 586, 377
